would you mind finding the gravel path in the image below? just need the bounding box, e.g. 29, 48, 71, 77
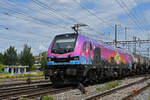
50, 76, 145, 100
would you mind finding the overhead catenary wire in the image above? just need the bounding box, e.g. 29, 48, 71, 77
85, 26, 114, 40
0, 32, 49, 43
30, 0, 77, 24
133, 0, 150, 31
28, 0, 112, 41
2, 0, 113, 42
120, 0, 147, 32
2, 0, 113, 54
3, 0, 76, 31
5, 0, 72, 25
0, 2, 71, 31
115, 0, 146, 34
31, 0, 106, 36
72, 0, 114, 29
0, 25, 51, 39
36, 0, 112, 39
116, 0, 150, 56
72, 0, 146, 42
0, 1, 75, 42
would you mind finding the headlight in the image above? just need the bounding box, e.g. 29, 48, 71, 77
73, 56, 79, 60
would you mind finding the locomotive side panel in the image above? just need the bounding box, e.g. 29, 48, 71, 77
45, 33, 149, 86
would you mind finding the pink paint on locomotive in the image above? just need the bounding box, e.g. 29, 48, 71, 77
47, 33, 132, 64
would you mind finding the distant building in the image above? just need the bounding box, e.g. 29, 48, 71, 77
34, 51, 47, 69
2, 65, 28, 74
34, 56, 41, 68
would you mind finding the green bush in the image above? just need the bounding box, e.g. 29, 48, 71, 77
36, 71, 43, 76
148, 94, 150, 100
0, 64, 4, 73
0, 64, 4, 67
0, 67, 2, 73
0, 72, 43, 80
42, 96, 53, 100
30, 65, 38, 71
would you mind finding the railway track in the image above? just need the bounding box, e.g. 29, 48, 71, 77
0, 86, 73, 100
0, 81, 73, 100
0, 77, 44, 82
122, 83, 150, 100
83, 76, 150, 100
0, 79, 50, 88
13, 87, 73, 100
1, 75, 148, 100
0, 82, 51, 99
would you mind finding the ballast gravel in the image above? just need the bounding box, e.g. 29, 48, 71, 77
50, 76, 146, 100
98, 79, 150, 100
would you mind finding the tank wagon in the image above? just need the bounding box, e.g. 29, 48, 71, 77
45, 33, 150, 85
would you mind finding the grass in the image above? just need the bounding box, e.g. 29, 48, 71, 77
148, 86, 150, 100
148, 86, 150, 90
96, 87, 105, 91
96, 81, 122, 92
42, 96, 53, 100
148, 93, 150, 100
0, 71, 44, 81
17, 96, 53, 100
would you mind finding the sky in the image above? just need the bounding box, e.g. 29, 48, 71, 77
0, 0, 150, 56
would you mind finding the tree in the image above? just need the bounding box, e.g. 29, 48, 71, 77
0, 64, 4, 73
40, 51, 47, 70
3, 46, 17, 65
30, 65, 38, 71
0, 53, 4, 64
19, 44, 34, 70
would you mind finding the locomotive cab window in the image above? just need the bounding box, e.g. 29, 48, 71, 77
51, 34, 78, 54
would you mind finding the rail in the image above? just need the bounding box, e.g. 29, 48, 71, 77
84, 76, 150, 100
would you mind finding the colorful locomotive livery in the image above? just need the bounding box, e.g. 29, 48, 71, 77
45, 33, 150, 85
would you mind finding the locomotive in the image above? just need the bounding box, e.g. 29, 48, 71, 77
45, 33, 150, 85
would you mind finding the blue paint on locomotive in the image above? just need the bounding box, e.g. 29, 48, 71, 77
47, 60, 81, 65
47, 57, 92, 65
47, 55, 92, 65
80, 56, 92, 64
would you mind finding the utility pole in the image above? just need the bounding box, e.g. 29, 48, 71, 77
133, 36, 137, 53
125, 27, 129, 40
124, 27, 129, 51
148, 32, 150, 58
147, 48, 149, 58
114, 24, 120, 47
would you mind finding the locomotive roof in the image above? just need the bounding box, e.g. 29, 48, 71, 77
54, 33, 77, 37
54, 33, 130, 54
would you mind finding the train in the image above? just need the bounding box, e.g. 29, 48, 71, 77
44, 33, 150, 86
